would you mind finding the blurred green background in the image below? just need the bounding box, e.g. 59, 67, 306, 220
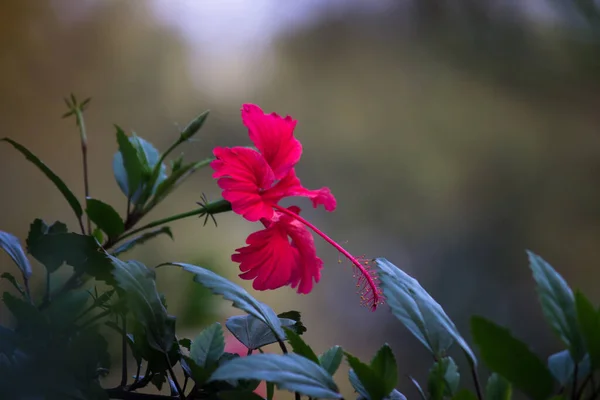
2, 0, 600, 398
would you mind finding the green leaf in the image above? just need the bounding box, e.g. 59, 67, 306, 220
26, 225, 111, 277
386, 390, 408, 400
0, 231, 32, 279
85, 198, 124, 237
346, 352, 391, 400
376, 258, 476, 365
2, 138, 83, 223
319, 346, 344, 376
226, 315, 297, 350
547, 350, 590, 387
283, 327, 319, 363
191, 322, 225, 370
109, 257, 175, 352
111, 226, 173, 256
1, 272, 25, 297
3, 292, 48, 335
452, 390, 479, 400
528, 250, 584, 360
408, 376, 427, 400
348, 368, 369, 399
210, 353, 341, 399
113, 127, 143, 202
277, 310, 307, 335
219, 391, 265, 400
428, 357, 460, 400
370, 344, 398, 395
148, 158, 212, 208
470, 316, 554, 400
485, 373, 512, 400
92, 227, 104, 243
161, 263, 285, 341
267, 382, 275, 400
180, 110, 210, 141
575, 291, 600, 369
43, 289, 89, 330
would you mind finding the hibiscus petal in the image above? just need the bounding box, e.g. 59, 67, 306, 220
279, 210, 323, 294
262, 170, 337, 212
232, 223, 296, 291
211, 146, 276, 221
231, 209, 323, 294
241, 104, 302, 180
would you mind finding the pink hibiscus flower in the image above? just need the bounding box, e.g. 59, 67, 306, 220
211, 104, 382, 310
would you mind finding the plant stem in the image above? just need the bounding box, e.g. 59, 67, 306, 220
120, 314, 128, 388
44, 270, 51, 304
165, 354, 185, 400
23, 275, 32, 305
574, 363, 580, 400
75, 108, 91, 235
247, 348, 253, 356
468, 360, 483, 400
109, 199, 231, 247
78, 308, 112, 330
275, 338, 301, 400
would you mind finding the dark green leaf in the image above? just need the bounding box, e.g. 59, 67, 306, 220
283, 327, 319, 363
181, 110, 210, 140
210, 353, 341, 399
179, 338, 192, 351
111, 226, 173, 256
43, 289, 89, 330
346, 352, 391, 400
27, 227, 111, 277
470, 316, 554, 400
267, 382, 275, 400
0, 272, 25, 297
219, 391, 264, 400
226, 315, 296, 350
452, 390, 479, 400
109, 257, 175, 352
528, 250, 584, 360
408, 376, 426, 400
2, 138, 83, 222
277, 310, 307, 335
3, 292, 48, 335
0, 231, 32, 279
161, 263, 284, 340
485, 373, 512, 400
85, 198, 124, 237
191, 322, 225, 370
428, 357, 460, 400
131, 135, 168, 204
376, 258, 476, 365
370, 343, 398, 395
575, 291, 600, 369
151, 372, 167, 391
319, 346, 344, 376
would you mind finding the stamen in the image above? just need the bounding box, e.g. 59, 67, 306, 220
272, 204, 383, 311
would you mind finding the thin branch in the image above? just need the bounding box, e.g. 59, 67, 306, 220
165, 354, 185, 400
120, 315, 128, 388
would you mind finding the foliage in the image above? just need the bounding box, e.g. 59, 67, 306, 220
2, 97, 600, 400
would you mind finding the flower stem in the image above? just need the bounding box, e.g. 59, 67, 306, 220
273, 204, 382, 310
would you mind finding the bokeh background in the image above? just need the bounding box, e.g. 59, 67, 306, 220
2, 0, 600, 398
